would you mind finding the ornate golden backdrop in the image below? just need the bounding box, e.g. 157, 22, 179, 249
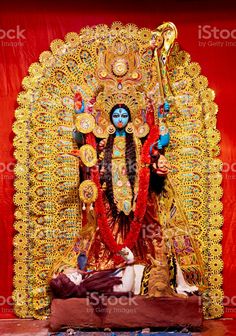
13, 22, 223, 319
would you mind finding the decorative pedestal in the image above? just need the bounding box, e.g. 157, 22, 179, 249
49, 295, 202, 332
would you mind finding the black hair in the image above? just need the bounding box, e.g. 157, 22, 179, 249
102, 104, 137, 217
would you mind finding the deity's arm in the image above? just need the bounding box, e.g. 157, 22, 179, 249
73, 129, 85, 147
157, 101, 170, 150
147, 99, 171, 176
73, 93, 87, 145
158, 133, 170, 149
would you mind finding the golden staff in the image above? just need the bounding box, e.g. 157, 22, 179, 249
152, 22, 178, 102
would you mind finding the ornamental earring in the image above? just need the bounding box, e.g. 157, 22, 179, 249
107, 124, 116, 134
125, 122, 134, 134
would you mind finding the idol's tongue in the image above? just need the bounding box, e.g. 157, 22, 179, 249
118, 122, 123, 128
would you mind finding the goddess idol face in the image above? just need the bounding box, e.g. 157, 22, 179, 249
111, 107, 129, 129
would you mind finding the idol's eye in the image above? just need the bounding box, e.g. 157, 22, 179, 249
121, 113, 128, 118
113, 113, 119, 118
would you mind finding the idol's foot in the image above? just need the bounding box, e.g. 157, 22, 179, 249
119, 247, 134, 264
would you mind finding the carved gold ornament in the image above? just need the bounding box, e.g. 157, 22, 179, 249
112, 58, 128, 77
80, 145, 97, 167
75, 113, 95, 134
79, 180, 98, 204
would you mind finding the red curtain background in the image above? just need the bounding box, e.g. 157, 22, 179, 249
0, 0, 236, 318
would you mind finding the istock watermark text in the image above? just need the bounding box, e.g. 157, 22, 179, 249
0, 25, 26, 47
198, 25, 236, 47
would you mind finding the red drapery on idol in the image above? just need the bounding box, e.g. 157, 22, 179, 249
0, 0, 235, 318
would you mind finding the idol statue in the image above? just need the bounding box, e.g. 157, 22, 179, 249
49, 34, 202, 299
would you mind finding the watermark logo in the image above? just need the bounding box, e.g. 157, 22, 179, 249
198, 25, 236, 47
0, 162, 15, 180
198, 293, 236, 314
86, 292, 138, 315
87, 292, 138, 307
0, 25, 26, 47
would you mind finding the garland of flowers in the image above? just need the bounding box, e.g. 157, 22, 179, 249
86, 124, 159, 255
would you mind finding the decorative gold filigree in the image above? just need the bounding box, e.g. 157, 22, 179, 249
166, 47, 223, 319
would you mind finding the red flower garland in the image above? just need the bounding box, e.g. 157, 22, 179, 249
86, 125, 159, 255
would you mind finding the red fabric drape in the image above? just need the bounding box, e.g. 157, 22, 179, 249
0, 0, 235, 318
